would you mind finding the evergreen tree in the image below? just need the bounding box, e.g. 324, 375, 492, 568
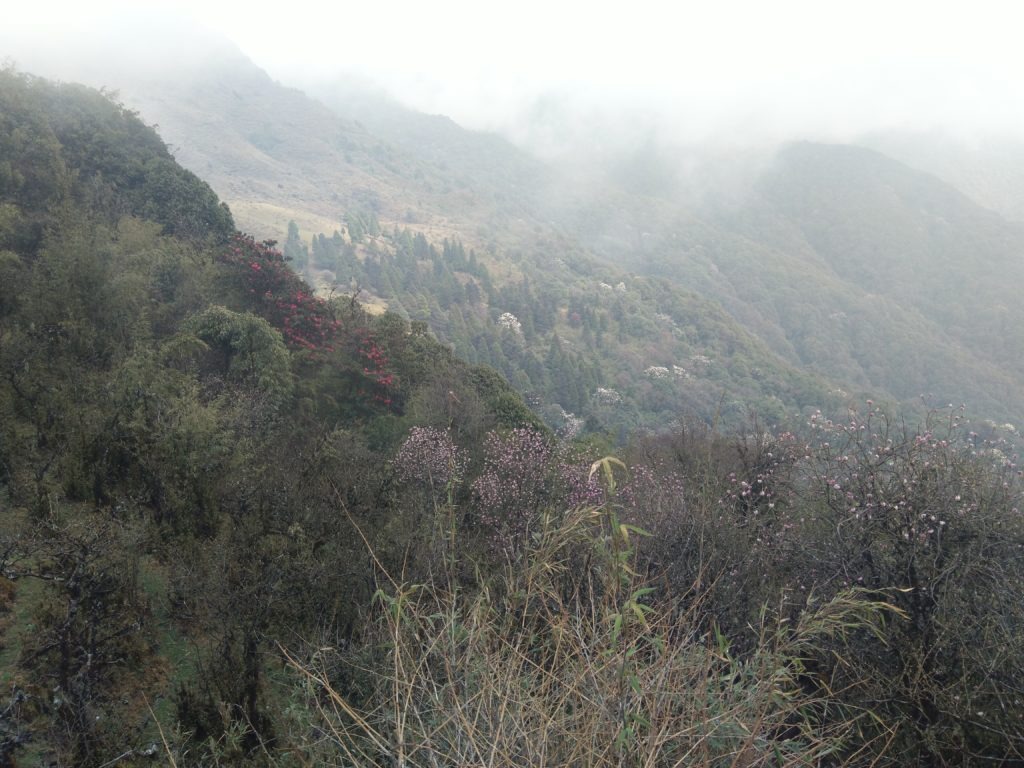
283, 220, 308, 270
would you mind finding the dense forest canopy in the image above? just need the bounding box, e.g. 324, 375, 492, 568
1, 67, 1024, 767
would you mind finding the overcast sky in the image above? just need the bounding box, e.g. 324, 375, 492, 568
4, 0, 1024, 145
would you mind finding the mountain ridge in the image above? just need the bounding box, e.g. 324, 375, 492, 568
9, 33, 1024, 432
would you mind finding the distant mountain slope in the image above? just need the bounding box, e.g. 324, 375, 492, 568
306, 78, 549, 205
14, 27, 1024, 431
861, 130, 1024, 223
740, 143, 1024, 407
596, 141, 1024, 422
9, 35, 843, 432
95, 43, 554, 255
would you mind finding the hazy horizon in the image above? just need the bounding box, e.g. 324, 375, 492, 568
3, 0, 1024, 155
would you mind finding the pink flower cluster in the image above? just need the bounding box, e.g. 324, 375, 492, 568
472, 428, 554, 549
618, 461, 686, 532
394, 427, 465, 490
557, 455, 606, 509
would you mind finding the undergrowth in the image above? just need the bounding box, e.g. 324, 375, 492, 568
281, 460, 903, 767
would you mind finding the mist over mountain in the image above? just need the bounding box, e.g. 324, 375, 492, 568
860, 130, 1024, 222
8, 16, 1024, 434
6, 8, 1024, 766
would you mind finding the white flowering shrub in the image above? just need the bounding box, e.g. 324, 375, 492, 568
497, 312, 522, 334
643, 366, 670, 380
593, 387, 622, 405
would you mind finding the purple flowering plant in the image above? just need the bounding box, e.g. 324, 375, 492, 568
394, 426, 465, 494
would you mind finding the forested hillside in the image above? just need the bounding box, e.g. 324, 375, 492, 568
66, 39, 840, 434
608, 142, 1024, 425
29, 34, 1022, 437
862, 130, 1024, 223
3, 68, 1024, 767
0, 68, 546, 765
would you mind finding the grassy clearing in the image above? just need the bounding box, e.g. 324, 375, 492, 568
136, 556, 200, 730
228, 200, 344, 246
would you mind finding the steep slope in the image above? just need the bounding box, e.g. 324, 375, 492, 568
733, 142, 1024, 415
307, 77, 549, 210
4, 69, 1024, 768
91, 43, 553, 255
1, 65, 557, 761
0, 68, 548, 765
13, 37, 840, 432
568, 141, 1024, 424
862, 129, 1024, 223
14, 24, 1023, 430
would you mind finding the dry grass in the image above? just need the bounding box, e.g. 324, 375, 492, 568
286, 504, 898, 767
228, 200, 345, 246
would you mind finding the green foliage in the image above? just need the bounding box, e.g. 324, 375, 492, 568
281, 219, 307, 269
15, 510, 153, 765
184, 306, 294, 408
0, 68, 233, 246
5, 65, 1024, 768
0, 68, 549, 766
294, 220, 835, 438
0, 70, 68, 217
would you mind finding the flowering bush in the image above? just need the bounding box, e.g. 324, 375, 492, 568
702, 406, 1024, 763
556, 453, 606, 509
793, 406, 1020, 589
472, 428, 554, 550
394, 427, 464, 491
497, 312, 522, 334
218, 233, 394, 409
619, 460, 686, 531
219, 233, 340, 354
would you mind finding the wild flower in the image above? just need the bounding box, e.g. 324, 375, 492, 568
593, 387, 622, 405
394, 427, 465, 491
644, 365, 670, 379
220, 233, 342, 354
472, 428, 553, 551
219, 233, 394, 407
497, 312, 522, 333
556, 452, 606, 509
618, 461, 686, 535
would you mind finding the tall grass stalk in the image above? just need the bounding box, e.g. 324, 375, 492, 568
287, 501, 898, 766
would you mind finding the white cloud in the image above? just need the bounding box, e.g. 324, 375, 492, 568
3, 0, 1024, 142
